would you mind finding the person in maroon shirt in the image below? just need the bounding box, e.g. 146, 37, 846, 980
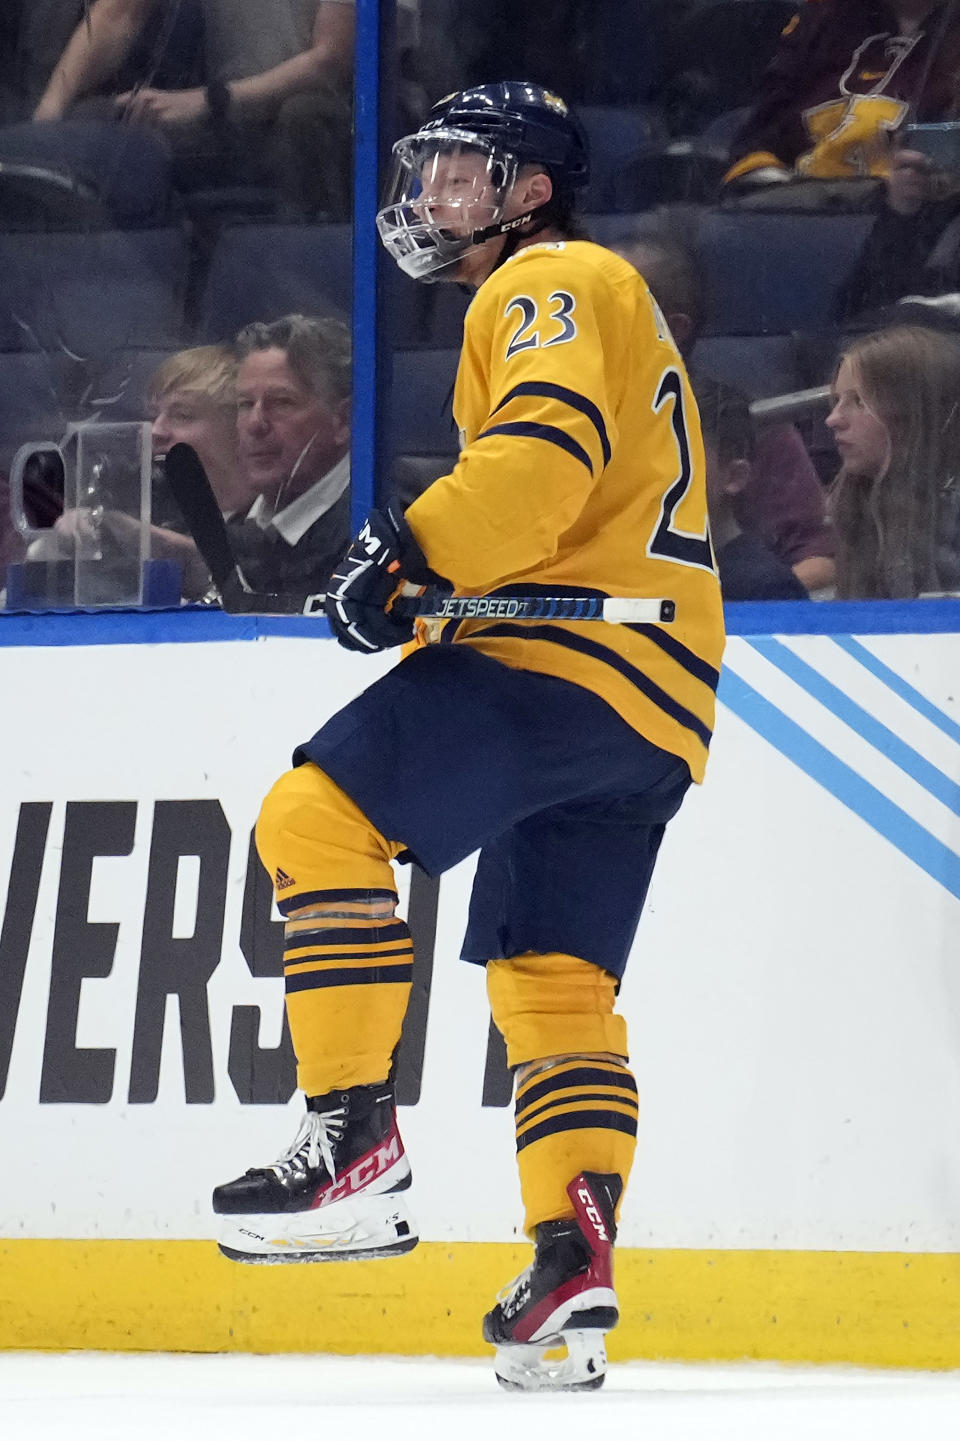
696, 375, 809, 599
725, 0, 960, 190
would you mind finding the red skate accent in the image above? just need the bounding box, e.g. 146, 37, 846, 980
308, 1119, 404, 1209
513, 1269, 608, 1343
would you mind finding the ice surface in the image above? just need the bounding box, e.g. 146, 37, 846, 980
3, 1353, 960, 1441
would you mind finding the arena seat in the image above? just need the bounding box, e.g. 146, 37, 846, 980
0, 347, 177, 471
384, 454, 451, 510
388, 348, 461, 457
196, 224, 353, 339
693, 333, 803, 399
195, 225, 469, 347
577, 105, 669, 211
0, 352, 65, 465
0, 121, 175, 227
696, 210, 875, 334
588, 208, 873, 335
0, 229, 189, 356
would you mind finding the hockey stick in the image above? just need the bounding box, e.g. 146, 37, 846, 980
164, 443, 675, 625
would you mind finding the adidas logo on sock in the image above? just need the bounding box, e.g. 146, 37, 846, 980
275, 868, 296, 891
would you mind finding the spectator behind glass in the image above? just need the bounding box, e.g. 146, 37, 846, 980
839, 140, 960, 318
15, 0, 202, 120
724, 0, 960, 193
149, 344, 253, 515
613, 231, 836, 592
827, 325, 960, 597
31, 0, 378, 217
229, 313, 351, 592
695, 376, 808, 600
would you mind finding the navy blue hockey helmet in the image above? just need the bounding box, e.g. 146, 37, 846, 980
419, 82, 589, 192
377, 81, 589, 282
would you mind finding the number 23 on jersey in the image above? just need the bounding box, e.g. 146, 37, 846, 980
504, 291, 578, 359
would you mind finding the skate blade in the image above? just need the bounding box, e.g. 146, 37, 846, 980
218, 1234, 419, 1264
493, 1331, 607, 1393
216, 1194, 418, 1264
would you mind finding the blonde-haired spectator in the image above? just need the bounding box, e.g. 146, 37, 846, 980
148, 344, 254, 515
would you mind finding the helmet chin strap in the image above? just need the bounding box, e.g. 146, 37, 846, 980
471, 200, 553, 247
470, 200, 556, 276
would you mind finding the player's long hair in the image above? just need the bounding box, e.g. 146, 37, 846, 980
830, 325, 960, 598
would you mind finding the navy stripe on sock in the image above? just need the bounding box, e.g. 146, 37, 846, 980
516, 1066, 637, 1119
276, 887, 398, 916
285, 947, 415, 969
285, 963, 414, 993
517, 1090, 639, 1130
284, 921, 410, 952
285, 928, 411, 955
516, 1107, 638, 1152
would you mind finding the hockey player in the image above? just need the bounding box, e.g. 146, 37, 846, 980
212, 81, 725, 1391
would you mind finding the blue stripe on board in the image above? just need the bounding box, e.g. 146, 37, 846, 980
832, 636, 960, 747
747, 637, 960, 814
723, 599, 960, 635
719, 666, 960, 902
0, 608, 253, 647
0, 608, 332, 647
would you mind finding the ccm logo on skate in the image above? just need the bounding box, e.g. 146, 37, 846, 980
576, 1188, 609, 1242
312, 1129, 402, 1207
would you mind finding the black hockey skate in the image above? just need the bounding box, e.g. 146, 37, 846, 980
212, 1082, 418, 1263
483, 1171, 621, 1392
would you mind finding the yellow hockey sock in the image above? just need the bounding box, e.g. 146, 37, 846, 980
514, 1056, 638, 1233
255, 763, 411, 1096
486, 951, 636, 1233
486, 951, 628, 1068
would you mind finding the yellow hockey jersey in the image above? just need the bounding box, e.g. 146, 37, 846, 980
403, 239, 725, 783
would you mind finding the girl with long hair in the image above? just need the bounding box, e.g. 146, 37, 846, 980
827, 324, 960, 598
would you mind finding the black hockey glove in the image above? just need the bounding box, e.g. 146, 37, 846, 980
324, 506, 447, 653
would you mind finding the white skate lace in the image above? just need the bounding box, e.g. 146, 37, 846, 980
265, 1108, 346, 1183
497, 1264, 533, 1319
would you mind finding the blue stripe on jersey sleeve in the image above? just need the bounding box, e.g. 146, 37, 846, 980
492, 382, 613, 466
476, 421, 594, 473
